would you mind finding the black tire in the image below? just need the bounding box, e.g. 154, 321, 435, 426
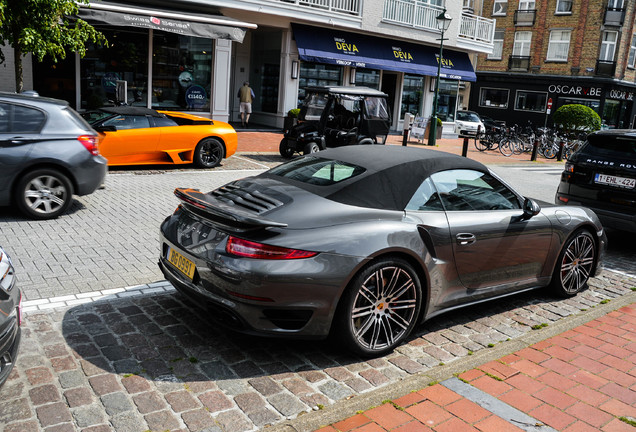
303, 142, 321, 155
194, 138, 224, 168
499, 139, 514, 157
357, 138, 374, 145
335, 257, 422, 357
15, 169, 73, 220
475, 138, 488, 151
279, 138, 294, 159
550, 229, 596, 297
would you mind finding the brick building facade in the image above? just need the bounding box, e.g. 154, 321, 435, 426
469, 0, 636, 129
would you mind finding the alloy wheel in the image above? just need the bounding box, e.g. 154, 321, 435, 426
558, 231, 595, 295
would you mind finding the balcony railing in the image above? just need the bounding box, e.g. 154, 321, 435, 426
604, 7, 625, 26
382, 0, 443, 31
382, 0, 495, 46
596, 60, 616, 76
277, 0, 361, 15
459, 12, 495, 45
514, 9, 536, 26
508, 55, 531, 71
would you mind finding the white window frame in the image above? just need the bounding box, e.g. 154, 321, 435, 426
518, 0, 535, 10
488, 30, 504, 60
546, 30, 571, 61
600, 31, 618, 62
514, 90, 548, 113
555, 0, 572, 14
479, 87, 509, 109
513, 32, 532, 57
493, 0, 507, 16
628, 34, 636, 68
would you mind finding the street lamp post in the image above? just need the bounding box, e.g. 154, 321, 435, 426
429, 9, 453, 147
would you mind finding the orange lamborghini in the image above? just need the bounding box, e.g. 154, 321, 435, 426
84, 107, 237, 168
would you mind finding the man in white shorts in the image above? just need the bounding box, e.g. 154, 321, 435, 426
237, 81, 255, 128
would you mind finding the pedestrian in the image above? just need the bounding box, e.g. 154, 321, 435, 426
237, 81, 255, 128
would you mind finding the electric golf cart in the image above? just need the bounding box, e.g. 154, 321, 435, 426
279, 86, 391, 158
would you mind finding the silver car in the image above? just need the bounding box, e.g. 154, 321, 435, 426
0, 92, 107, 219
159, 146, 605, 357
0, 246, 21, 388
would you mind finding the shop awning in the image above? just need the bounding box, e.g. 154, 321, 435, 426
292, 23, 476, 82
77, 3, 256, 42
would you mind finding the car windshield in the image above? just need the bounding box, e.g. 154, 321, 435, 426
81, 110, 116, 125
364, 97, 389, 120
300, 92, 329, 121
586, 134, 636, 158
269, 156, 366, 186
456, 112, 481, 122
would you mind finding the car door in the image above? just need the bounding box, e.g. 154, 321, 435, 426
0, 102, 45, 202
151, 115, 193, 162
98, 114, 160, 164
431, 169, 553, 299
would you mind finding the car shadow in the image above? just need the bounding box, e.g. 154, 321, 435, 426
60, 283, 602, 385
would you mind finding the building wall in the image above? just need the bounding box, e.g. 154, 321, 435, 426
0, 46, 33, 93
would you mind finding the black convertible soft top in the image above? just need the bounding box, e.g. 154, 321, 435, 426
98, 106, 165, 117
261, 145, 488, 211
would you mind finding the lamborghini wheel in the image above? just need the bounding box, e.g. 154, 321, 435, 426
194, 138, 224, 168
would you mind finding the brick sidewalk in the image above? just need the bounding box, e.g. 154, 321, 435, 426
235, 130, 565, 166
314, 303, 636, 432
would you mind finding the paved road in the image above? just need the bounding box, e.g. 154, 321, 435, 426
0, 153, 635, 432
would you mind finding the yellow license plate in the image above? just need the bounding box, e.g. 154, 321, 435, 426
167, 248, 196, 280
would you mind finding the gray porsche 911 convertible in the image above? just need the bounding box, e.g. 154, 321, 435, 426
159, 146, 606, 357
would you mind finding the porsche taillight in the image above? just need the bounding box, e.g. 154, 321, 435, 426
78, 135, 99, 156
226, 236, 317, 260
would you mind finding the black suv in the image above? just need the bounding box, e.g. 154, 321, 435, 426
556, 130, 636, 232
0, 92, 108, 219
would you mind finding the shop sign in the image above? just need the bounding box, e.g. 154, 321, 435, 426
607, 89, 634, 101
548, 85, 601, 96
185, 85, 207, 109
392, 47, 414, 63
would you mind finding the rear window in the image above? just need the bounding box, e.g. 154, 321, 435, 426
269, 156, 366, 186
62, 107, 94, 131
586, 134, 636, 158
456, 111, 481, 122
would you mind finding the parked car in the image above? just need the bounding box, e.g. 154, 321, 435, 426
556, 129, 636, 232
159, 145, 605, 357
0, 246, 21, 389
0, 92, 107, 219
477, 114, 506, 132
84, 107, 237, 168
454, 110, 486, 136
279, 86, 391, 158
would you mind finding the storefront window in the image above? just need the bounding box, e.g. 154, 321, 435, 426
401, 74, 423, 119
436, 79, 459, 122
298, 63, 342, 107
603, 99, 632, 129
80, 28, 148, 110
479, 88, 509, 108
558, 98, 600, 113
354, 68, 380, 89
515, 90, 547, 112
151, 33, 212, 112
251, 30, 282, 113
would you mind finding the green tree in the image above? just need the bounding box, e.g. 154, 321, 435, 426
0, 0, 106, 93
553, 104, 602, 133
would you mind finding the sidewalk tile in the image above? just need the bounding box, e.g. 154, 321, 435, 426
536, 371, 577, 391
599, 398, 636, 418
534, 386, 577, 410
601, 418, 636, 432
405, 400, 453, 427
417, 384, 462, 406
457, 369, 485, 383
445, 398, 491, 423
566, 384, 611, 407
392, 392, 426, 409
529, 403, 576, 430
363, 403, 413, 430
540, 358, 579, 376
509, 359, 547, 377
563, 420, 605, 432
506, 373, 546, 394
479, 361, 519, 380
471, 375, 512, 396
475, 414, 525, 432
392, 421, 433, 432
434, 417, 479, 432
599, 382, 636, 405
514, 347, 550, 364
332, 413, 370, 431
565, 401, 614, 428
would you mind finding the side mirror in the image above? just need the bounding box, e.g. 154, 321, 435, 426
522, 198, 541, 219
95, 125, 117, 133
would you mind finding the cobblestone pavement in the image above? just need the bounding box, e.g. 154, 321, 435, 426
0, 150, 635, 431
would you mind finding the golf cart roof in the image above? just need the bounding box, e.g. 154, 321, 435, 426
305, 86, 388, 98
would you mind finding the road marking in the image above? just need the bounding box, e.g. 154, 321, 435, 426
442, 377, 557, 432
21, 281, 175, 312
231, 154, 273, 169
603, 267, 636, 279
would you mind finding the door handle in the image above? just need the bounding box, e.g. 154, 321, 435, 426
456, 233, 476, 245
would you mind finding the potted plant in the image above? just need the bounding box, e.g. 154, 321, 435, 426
284, 108, 301, 132
425, 117, 443, 141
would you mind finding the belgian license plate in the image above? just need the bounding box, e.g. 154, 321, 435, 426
594, 173, 635, 189
167, 248, 196, 279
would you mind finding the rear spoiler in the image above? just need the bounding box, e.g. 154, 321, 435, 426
174, 188, 288, 230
